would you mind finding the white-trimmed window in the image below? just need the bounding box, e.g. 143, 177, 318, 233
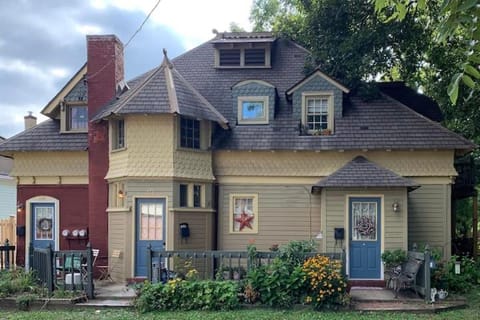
302, 92, 334, 134
111, 119, 125, 150
237, 96, 269, 124
230, 194, 258, 233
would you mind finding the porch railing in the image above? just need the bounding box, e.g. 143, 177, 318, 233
146, 246, 345, 283
29, 243, 94, 299
0, 239, 15, 270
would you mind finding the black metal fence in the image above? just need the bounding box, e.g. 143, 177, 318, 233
146, 246, 346, 283
29, 243, 94, 299
0, 239, 15, 270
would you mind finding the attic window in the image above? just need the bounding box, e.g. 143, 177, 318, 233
301, 92, 334, 134
216, 46, 270, 68
67, 105, 87, 131
237, 96, 269, 124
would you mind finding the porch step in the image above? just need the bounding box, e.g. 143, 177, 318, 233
348, 280, 386, 288
76, 298, 133, 308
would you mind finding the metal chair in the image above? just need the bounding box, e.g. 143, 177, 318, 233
81, 249, 100, 280
97, 249, 121, 281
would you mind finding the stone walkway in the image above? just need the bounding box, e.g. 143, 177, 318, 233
76, 281, 136, 308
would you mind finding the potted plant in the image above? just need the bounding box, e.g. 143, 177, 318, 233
232, 266, 246, 280
382, 249, 407, 287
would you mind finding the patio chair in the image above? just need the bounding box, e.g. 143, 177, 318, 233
56, 255, 82, 282
97, 249, 121, 281
81, 249, 100, 280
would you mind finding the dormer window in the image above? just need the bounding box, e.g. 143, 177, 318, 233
238, 96, 269, 124
216, 45, 271, 68
301, 92, 334, 134
67, 105, 87, 131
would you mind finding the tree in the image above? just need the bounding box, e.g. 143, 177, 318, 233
250, 0, 432, 89
373, 0, 480, 104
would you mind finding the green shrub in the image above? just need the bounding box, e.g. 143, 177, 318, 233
436, 255, 480, 293
277, 240, 317, 269
245, 257, 306, 308
302, 255, 348, 310
135, 279, 240, 313
0, 269, 38, 298
381, 249, 407, 269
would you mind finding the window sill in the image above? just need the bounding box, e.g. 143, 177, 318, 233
111, 147, 127, 153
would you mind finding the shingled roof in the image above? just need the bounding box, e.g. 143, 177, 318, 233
313, 156, 419, 190
0, 119, 87, 152
92, 53, 228, 127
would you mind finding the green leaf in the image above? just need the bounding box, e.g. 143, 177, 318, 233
462, 74, 475, 88
448, 73, 462, 104
458, 0, 478, 11
464, 64, 480, 79
468, 54, 480, 64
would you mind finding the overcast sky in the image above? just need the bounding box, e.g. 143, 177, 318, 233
0, 0, 252, 138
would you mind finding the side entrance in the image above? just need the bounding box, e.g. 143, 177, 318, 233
135, 198, 166, 277
349, 197, 381, 279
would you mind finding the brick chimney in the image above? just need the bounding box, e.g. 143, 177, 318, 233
24, 111, 37, 130
86, 35, 124, 258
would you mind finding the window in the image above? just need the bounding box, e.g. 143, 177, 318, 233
245, 49, 265, 66
180, 117, 200, 149
216, 47, 270, 68
219, 49, 241, 66
178, 183, 204, 208
237, 96, 269, 124
179, 184, 188, 207
193, 185, 202, 208
112, 119, 125, 150
302, 92, 334, 134
67, 105, 87, 130
230, 194, 258, 233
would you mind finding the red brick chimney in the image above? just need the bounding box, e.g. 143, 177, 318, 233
86, 35, 124, 259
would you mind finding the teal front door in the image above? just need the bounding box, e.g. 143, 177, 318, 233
31, 203, 55, 249
349, 197, 381, 279
135, 198, 166, 277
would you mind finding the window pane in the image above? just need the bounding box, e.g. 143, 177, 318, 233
140, 202, 163, 240
219, 49, 241, 66
35, 206, 54, 240
180, 184, 188, 207
69, 106, 87, 130
306, 96, 329, 132
193, 185, 201, 208
244, 49, 265, 66
233, 197, 255, 232
242, 101, 265, 120
180, 118, 200, 149
352, 202, 377, 241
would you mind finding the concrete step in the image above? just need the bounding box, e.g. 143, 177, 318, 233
76, 298, 134, 308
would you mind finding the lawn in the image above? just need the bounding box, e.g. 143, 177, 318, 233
3, 288, 479, 320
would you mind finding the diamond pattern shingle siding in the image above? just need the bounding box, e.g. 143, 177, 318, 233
314, 156, 419, 188
0, 120, 87, 151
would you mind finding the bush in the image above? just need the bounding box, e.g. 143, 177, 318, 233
302, 255, 348, 310
434, 255, 480, 293
0, 269, 38, 298
135, 279, 240, 313
245, 258, 306, 308
381, 249, 407, 269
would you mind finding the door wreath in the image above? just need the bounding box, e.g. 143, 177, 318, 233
38, 218, 53, 232
354, 216, 375, 236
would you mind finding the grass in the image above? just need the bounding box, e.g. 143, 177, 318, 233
2, 287, 479, 320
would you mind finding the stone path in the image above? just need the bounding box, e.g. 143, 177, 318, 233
76, 281, 136, 308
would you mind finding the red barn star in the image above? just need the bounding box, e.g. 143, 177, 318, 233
234, 212, 254, 231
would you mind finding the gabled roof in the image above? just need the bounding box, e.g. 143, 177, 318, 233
42, 63, 87, 118
286, 69, 350, 95
92, 52, 228, 128
0, 119, 87, 152
313, 156, 419, 190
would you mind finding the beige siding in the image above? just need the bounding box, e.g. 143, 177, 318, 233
408, 184, 451, 258
172, 210, 214, 250
11, 151, 87, 178
324, 188, 407, 253
214, 150, 456, 178
108, 209, 131, 281
218, 184, 321, 251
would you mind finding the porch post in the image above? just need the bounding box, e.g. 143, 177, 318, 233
147, 244, 152, 282
473, 192, 478, 258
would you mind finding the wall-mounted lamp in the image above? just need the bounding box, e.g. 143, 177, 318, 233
16, 202, 24, 213
454, 260, 461, 274
117, 190, 125, 199
392, 200, 400, 213
315, 231, 323, 239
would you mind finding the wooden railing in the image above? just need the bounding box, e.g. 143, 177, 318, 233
146, 246, 345, 283
29, 243, 94, 299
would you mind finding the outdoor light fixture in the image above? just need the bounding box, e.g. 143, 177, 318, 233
117, 190, 125, 198
16, 202, 24, 213
455, 260, 461, 274
315, 231, 323, 239
392, 200, 400, 213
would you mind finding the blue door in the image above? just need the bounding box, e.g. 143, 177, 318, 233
31, 203, 55, 249
135, 198, 166, 277
349, 197, 381, 279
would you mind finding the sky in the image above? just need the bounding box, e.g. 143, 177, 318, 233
0, 0, 253, 138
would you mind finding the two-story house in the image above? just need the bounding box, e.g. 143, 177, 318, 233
0, 32, 474, 281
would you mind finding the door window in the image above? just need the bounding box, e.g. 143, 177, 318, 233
35, 206, 54, 240
351, 201, 377, 241
139, 202, 163, 240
